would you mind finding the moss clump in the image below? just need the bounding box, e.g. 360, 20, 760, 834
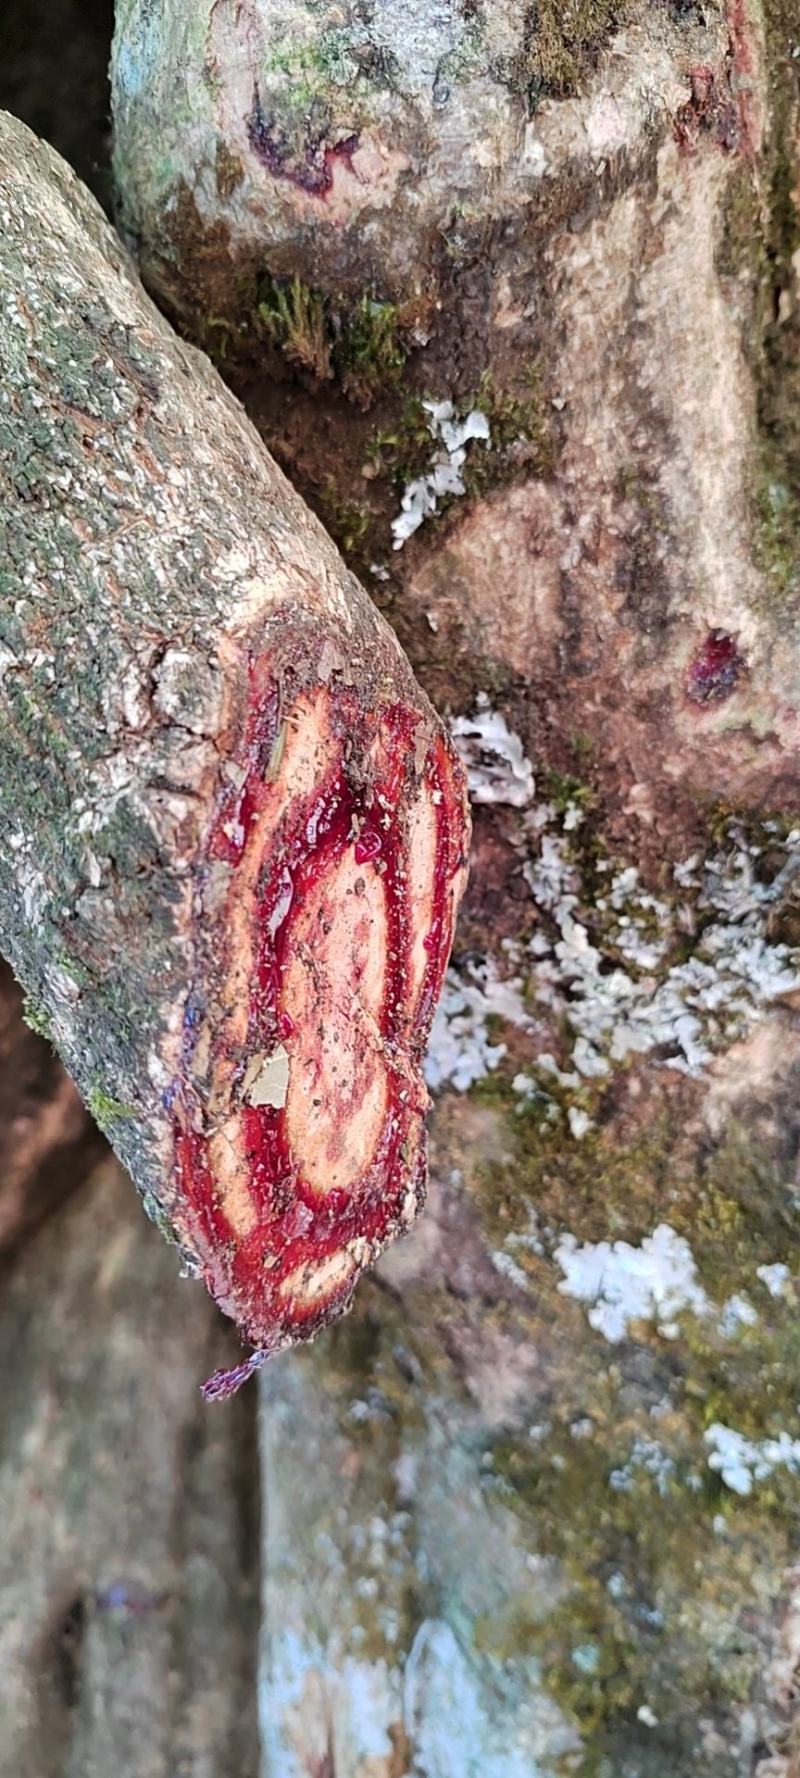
753, 454, 800, 604
502, 0, 630, 107
717, 165, 764, 290
256, 276, 409, 403
543, 769, 595, 819
21, 996, 52, 1040
746, 0, 800, 610
466, 369, 556, 489
257, 275, 333, 381
470, 1095, 800, 1770
314, 487, 376, 572
87, 1085, 135, 1132
364, 395, 437, 487
334, 297, 407, 405
490, 1390, 789, 1775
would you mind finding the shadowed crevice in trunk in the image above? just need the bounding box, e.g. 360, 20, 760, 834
1, 0, 114, 206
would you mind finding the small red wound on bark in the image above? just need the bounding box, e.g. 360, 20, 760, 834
169, 662, 469, 1383
686, 629, 744, 705
247, 89, 360, 198
674, 65, 739, 154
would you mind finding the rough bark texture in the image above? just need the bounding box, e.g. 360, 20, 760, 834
110, 2, 800, 1773
0, 1153, 260, 1778
0, 112, 469, 1361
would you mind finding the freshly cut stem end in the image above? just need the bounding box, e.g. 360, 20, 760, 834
172, 665, 469, 1359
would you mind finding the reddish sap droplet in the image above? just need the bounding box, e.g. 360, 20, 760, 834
687, 630, 744, 705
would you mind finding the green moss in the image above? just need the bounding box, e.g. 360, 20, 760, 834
503, 0, 630, 108
313, 485, 377, 572
465, 368, 556, 492
364, 395, 434, 486
21, 996, 52, 1040
717, 165, 764, 288
334, 297, 407, 405
475, 1102, 800, 1770
87, 1085, 136, 1132
256, 275, 409, 403
53, 948, 90, 989
542, 769, 595, 818
492, 1396, 785, 1774
746, 1, 800, 612
257, 275, 333, 381
753, 454, 800, 603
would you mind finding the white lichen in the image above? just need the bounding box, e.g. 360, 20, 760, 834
424, 961, 532, 1093
391, 401, 490, 548
490, 1249, 529, 1290
718, 1292, 758, 1336
527, 823, 800, 1078
450, 696, 535, 807
427, 804, 800, 1102
756, 1262, 792, 1299
567, 1106, 593, 1141
704, 1423, 800, 1496
609, 1436, 677, 1496
553, 1224, 711, 1343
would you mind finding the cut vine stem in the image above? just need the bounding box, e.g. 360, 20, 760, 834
0, 112, 469, 1372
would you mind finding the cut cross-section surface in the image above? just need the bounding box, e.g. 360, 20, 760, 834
172, 670, 469, 1360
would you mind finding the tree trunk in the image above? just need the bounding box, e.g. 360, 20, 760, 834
0, 1151, 260, 1778
0, 959, 104, 1254
106, 3, 800, 1772
0, 111, 468, 1364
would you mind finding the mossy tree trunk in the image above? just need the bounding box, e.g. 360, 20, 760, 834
107, 3, 800, 1772
0, 0, 797, 1769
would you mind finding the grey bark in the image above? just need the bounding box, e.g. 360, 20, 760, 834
0, 111, 460, 1344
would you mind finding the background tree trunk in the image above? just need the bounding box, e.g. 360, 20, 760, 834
4, 0, 800, 1774
109, 4, 800, 1773
0, 1149, 261, 1778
